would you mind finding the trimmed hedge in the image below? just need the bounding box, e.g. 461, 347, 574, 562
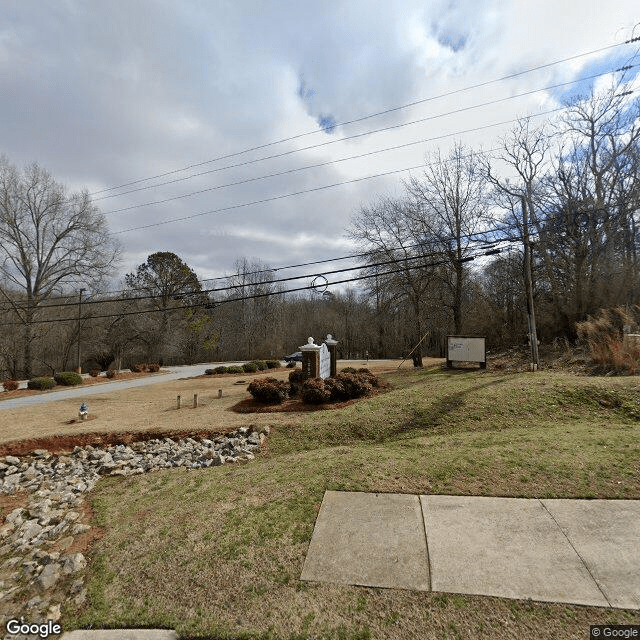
2, 379, 18, 392
54, 371, 83, 386
251, 360, 268, 371
266, 359, 281, 369
300, 378, 331, 404
298, 371, 378, 405
227, 365, 244, 374
247, 377, 289, 404
288, 369, 305, 395
242, 362, 258, 373
27, 377, 56, 390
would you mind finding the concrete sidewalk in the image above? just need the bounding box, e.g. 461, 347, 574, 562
301, 491, 640, 609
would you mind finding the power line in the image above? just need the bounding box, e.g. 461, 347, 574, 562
0, 227, 516, 313
98, 66, 633, 213
90, 39, 635, 198
0, 243, 518, 326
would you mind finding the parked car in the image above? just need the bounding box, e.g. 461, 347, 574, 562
283, 351, 303, 362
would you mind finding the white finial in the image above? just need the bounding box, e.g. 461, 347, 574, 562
307, 337, 314, 344
327, 334, 332, 340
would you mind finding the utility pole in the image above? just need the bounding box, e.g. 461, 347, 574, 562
521, 196, 539, 371
76, 287, 85, 373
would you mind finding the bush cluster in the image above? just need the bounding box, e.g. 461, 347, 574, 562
130, 363, 146, 373
147, 363, 160, 372
27, 377, 56, 390
89, 369, 100, 377
247, 377, 289, 404
300, 378, 331, 404
2, 379, 18, 392
266, 359, 281, 369
106, 369, 117, 379
227, 365, 244, 374
288, 369, 305, 395
242, 362, 258, 373
340, 366, 357, 374
54, 371, 83, 386
298, 371, 377, 405
251, 360, 268, 371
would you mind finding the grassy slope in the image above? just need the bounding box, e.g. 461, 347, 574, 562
66, 367, 640, 639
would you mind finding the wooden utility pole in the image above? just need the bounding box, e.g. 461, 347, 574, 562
521, 196, 539, 371
76, 288, 85, 373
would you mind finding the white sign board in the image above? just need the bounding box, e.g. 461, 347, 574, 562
319, 343, 330, 379
447, 336, 486, 367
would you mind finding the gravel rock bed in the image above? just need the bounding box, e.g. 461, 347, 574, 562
0, 426, 268, 634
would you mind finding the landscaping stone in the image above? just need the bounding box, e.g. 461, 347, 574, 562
0, 428, 266, 624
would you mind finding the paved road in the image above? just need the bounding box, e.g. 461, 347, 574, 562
0, 362, 248, 411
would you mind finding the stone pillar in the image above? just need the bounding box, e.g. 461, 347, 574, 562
325, 334, 338, 378
300, 337, 321, 381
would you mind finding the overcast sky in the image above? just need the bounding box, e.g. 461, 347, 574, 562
1, 0, 639, 291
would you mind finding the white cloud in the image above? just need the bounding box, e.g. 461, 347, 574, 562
0, 0, 638, 289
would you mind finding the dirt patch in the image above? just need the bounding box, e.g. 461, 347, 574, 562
51, 500, 105, 556
0, 491, 29, 520
0, 427, 236, 458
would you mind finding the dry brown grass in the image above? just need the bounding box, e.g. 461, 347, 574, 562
0, 360, 424, 451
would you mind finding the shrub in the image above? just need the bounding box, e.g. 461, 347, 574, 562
341, 366, 357, 374
324, 376, 348, 401
286, 361, 296, 368
227, 365, 244, 374
252, 360, 268, 371
247, 377, 289, 404
301, 378, 331, 404
358, 368, 371, 374
242, 362, 258, 373
27, 377, 56, 390
106, 369, 117, 379
130, 363, 147, 373
576, 306, 640, 374
266, 359, 281, 369
54, 371, 83, 386
147, 363, 160, 372
204, 369, 215, 375
214, 366, 228, 374
2, 379, 18, 392
89, 369, 100, 377
335, 372, 373, 398
288, 369, 305, 395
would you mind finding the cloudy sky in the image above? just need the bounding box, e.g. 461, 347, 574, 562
1, 0, 639, 291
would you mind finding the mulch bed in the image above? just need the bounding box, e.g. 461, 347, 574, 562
230, 384, 391, 413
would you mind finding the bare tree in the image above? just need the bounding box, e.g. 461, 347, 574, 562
405, 142, 487, 334
0, 156, 120, 377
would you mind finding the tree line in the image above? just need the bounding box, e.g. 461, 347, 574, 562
1, 84, 638, 378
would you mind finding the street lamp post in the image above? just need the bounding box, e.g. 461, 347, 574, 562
76, 288, 85, 373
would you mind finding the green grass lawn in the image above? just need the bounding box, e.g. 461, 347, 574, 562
65, 366, 640, 639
